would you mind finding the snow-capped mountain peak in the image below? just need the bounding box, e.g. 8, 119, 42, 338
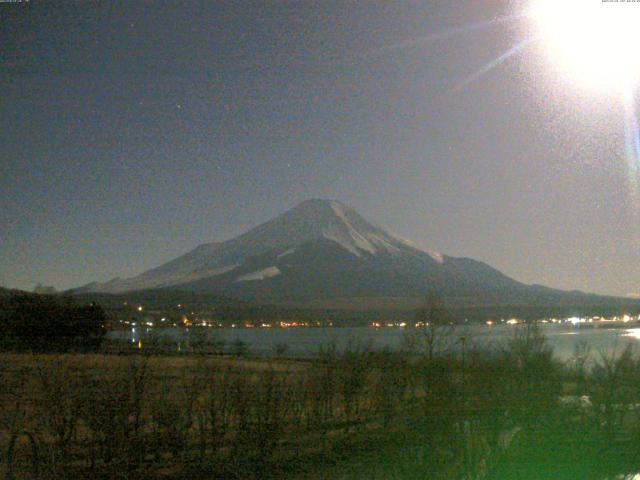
72, 199, 636, 310
76, 199, 445, 294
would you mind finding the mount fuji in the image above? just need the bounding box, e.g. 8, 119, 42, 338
75, 199, 634, 309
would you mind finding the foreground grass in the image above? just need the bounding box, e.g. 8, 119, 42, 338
3, 328, 640, 479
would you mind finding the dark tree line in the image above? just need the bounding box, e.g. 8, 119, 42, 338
0, 294, 106, 351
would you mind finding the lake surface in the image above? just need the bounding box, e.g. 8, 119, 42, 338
111, 323, 640, 362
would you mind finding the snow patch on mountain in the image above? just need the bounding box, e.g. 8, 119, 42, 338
367, 232, 402, 255
277, 248, 296, 259
322, 228, 369, 257
394, 235, 418, 248
320, 201, 403, 257
180, 264, 239, 282
236, 266, 281, 282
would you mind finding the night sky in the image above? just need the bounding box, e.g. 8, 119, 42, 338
2, 0, 639, 296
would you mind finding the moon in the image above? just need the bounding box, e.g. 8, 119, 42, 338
528, 0, 640, 96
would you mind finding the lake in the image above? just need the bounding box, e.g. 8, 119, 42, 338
112, 323, 640, 362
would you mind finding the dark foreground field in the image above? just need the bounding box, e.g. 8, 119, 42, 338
3, 327, 640, 479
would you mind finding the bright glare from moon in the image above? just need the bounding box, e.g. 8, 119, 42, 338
529, 0, 640, 95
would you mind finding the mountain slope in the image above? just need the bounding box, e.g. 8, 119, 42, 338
79, 199, 443, 293
75, 199, 633, 308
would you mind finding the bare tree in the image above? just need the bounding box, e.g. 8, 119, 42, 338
406, 291, 452, 360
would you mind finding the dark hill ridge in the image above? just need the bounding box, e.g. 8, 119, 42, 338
74, 199, 639, 310
0, 286, 29, 298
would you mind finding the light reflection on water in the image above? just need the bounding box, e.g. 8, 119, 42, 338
112, 323, 640, 361
623, 328, 640, 339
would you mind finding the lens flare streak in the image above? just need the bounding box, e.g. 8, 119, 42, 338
624, 93, 640, 206
454, 37, 537, 92
381, 14, 524, 53
625, 97, 640, 170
